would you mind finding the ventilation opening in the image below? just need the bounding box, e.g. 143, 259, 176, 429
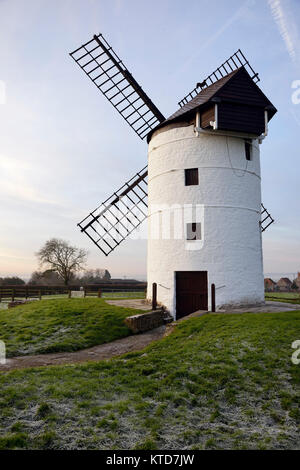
185, 168, 199, 186
186, 223, 202, 241
245, 140, 252, 161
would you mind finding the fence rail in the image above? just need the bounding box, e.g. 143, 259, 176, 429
0, 283, 147, 302
0, 288, 41, 302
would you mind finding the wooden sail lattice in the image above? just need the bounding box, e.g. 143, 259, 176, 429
178, 49, 260, 108
70, 34, 165, 140
78, 167, 148, 256
260, 204, 275, 232
78, 162, 273, 255
71, 36, 274, 255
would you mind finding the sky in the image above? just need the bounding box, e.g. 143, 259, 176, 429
0, 0, 299, 281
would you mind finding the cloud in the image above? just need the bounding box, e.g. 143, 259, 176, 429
0, 253, 33, 261
267, 0, 299, 64
0, 154, 58, 205
198, 0, 256, 53
113, 0, 124, 15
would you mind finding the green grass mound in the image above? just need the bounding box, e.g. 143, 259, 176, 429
0, 311, 299, 450
0, 298, 146, 357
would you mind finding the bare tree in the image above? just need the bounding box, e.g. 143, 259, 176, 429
36, 238, 88, 286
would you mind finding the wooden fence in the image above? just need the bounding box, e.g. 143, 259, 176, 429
0, 287, 41, 302
0, 283, 147, 302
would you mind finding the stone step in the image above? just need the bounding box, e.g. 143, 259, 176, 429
125, 309, 168, 334
163, 316, 174, 324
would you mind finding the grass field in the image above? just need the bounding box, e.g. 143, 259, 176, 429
0, 311, 299, 450
265, 292, 300, 304
0, 298, 147, 357
0, 291, 145, 307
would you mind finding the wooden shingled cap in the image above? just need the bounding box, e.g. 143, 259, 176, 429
147, 67, 277, 142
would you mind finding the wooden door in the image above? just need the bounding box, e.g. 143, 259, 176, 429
176, 271, 208, 319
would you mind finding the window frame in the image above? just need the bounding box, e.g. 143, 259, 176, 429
185, 168, 199, 186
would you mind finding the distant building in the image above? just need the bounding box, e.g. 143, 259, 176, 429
277, 278, 293, 292
293, 273, 300, 290
264, 278, 276, 292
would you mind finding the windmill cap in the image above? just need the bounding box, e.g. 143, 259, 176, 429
147, 67, 277, 142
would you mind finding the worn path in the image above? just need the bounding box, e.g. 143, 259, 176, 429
0, 326, 166, 372
106, 299, 151, 310
1, 301, 299, 373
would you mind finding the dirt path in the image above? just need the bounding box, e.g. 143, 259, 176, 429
1, 301, 298, 373
0, 326, 166, 372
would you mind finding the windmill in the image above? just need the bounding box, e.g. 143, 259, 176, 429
70, 33, 277, 317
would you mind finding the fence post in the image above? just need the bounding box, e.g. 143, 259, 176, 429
25, 286, 28, 300
152, 283, 157, 310
12, 288, 15, 302
39, 290, 42, 301
68, 290, 71, 299
211, 283, 216, 313
98, 289, 102, 298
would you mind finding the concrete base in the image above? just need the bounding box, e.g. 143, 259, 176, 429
217, 301, 266, 311
106, 299, 300, 315
219, 301, 300, 314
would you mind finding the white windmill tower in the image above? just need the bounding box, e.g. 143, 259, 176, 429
70, 34, 276, 319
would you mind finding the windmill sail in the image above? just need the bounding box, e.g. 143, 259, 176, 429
260, 204, 274, 232
70, 33, 165, 140
78, 163, 272, 256
78, 167, 148, 256
178, 49, 260, 108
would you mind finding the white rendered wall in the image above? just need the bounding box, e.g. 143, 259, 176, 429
147, 123, 264, 316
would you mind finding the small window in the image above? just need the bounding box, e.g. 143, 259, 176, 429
185, 168, 199, 186
245, 140, 252, 161
186, 223, 201, 241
